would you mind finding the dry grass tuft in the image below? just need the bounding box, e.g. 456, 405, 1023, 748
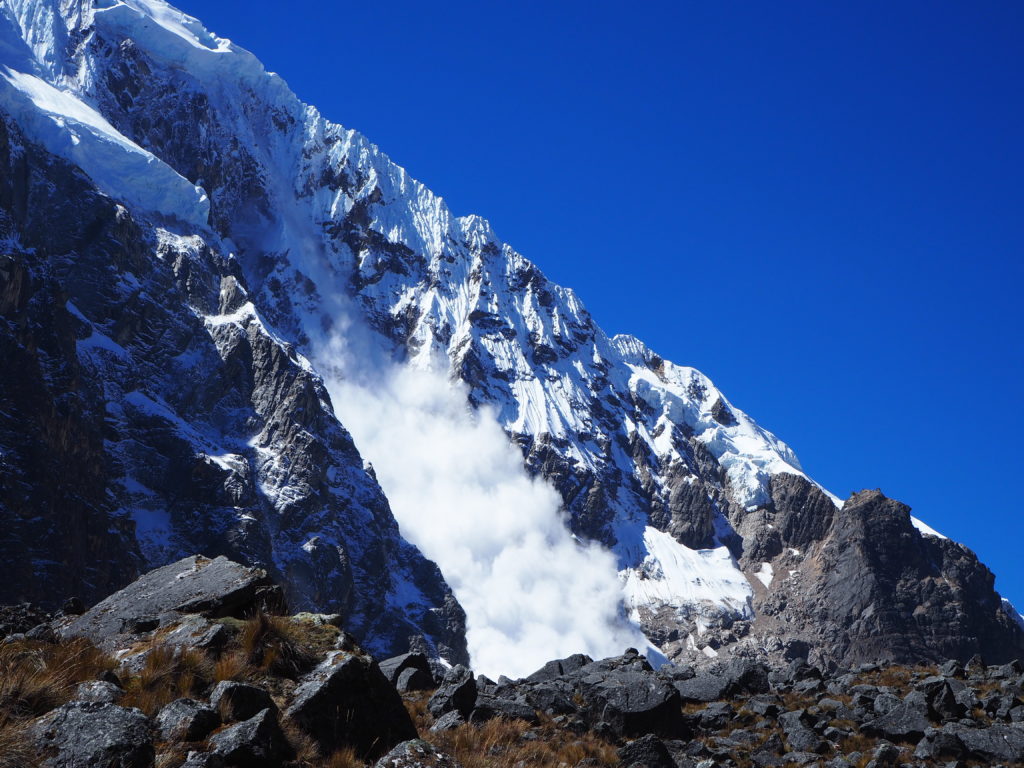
418, 709, 618, 768
213, 650, 249, 683
0, 637, 114, 720
120, 645, 213, 716
323, 746, 364, 768
0, 715, 40, 768
238, 613, 317, 679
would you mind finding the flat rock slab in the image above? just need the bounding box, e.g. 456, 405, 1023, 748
30, 702, 154, 768
62, 556, 277, 647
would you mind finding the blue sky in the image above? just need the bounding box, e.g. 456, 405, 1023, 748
176, 2, 1024, 608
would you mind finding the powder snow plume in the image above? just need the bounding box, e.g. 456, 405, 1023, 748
315, 336, 647, 679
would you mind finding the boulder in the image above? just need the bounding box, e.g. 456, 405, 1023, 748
945, 723, 1024, 763
373, 739, 463, 768
617, 734, 675, 768
723, 658, 771, 695
469, 694, 539, 725
698, 702, 733, 730
673, 671, 730, 702
285, 650, 416, 758
209, 681, 276, 723
208, 708, 292, 767
379, 652, 435, 688
74, 680, 123, 704
181, 754, 225, 768
861, 703, 931, 742
161, 614, 231, 652
155, 698, 221, 742
913, 727, 966, 761
429, 711, 466, 732
63, 556, 280, 648
524, 653, 593, 683
579, 670, 686, 738
521, 680, 577, 715
30, 702, 154, 768
397, 666, 435, 692
428, 665, 477, 719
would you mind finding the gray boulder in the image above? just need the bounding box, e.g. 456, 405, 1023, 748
155, 698, 221, 742
428, 665, 477, 719
579, 670, 685, 738
617, 733, 675, 768
286, 650, 416, 758
373, 739, 463, 768
30, 702, 154, 768
469, 693, 539, 725
62, 556, 280, 649
74, 680, 123, 704
673, 671, 730, 702
945, 723, 1024, 763
209, 681, 276, 722
429, 711, 466, 732
913, 726, 967, 761
524, 653, 593, 683
861, 702, 931, 741
397, 666, 435, 692
181, 754, 226, 768
380, 652, 435, 686
208, 708, 292, 767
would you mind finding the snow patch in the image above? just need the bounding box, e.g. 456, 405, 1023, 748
911, 516, 947, 540
622, 527, 753, 618
0, 67, 209, 225
754, 562, 774, 589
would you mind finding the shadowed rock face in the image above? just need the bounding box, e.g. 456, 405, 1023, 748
0, 115, 467, 664
745, 479, 1024, 667
816, 489, 1023, 665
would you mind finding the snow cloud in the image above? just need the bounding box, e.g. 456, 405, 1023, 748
315, 333, 646, 679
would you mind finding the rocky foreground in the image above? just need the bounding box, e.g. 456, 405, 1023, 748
3, 556, 1024, 768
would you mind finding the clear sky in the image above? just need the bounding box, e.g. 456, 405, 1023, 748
174, 1, 1024, 609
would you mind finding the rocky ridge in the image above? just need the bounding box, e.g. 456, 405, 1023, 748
5, 558, 1024, 768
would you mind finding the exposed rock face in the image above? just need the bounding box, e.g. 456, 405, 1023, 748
739, 480, 1024, 668
0, 111, 466, 662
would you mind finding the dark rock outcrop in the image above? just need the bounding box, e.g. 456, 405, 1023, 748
285, 650, 417, 758
209, 681, 276, 723
428, 665, 478, 720
155, 699, 221, 742
208, 708, 293, 767
617, 733, 675, 768
30, 702, 154, 768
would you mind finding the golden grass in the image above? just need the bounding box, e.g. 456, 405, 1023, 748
0, 715, 39, 768
120, 645, 213, 716
0, 637, 114, 720
405, 696, 619, 768
237, 613, 319, 679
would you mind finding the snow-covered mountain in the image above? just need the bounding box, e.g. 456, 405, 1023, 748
1, 0, 1021, 671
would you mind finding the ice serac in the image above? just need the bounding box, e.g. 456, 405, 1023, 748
1, 0, 1021, 667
